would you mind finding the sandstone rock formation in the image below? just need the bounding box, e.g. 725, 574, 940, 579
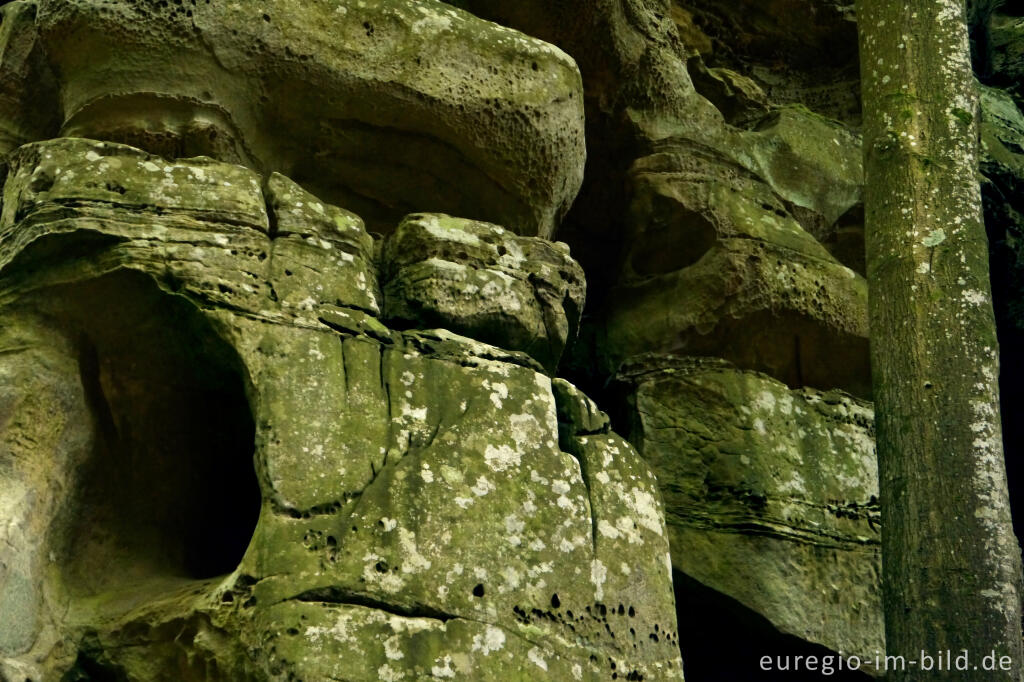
3, 0, 586, 237
0, 0, 1021, 680
382, 214, 585, 374
0, 137, 681, 680
616, 355, 882, 663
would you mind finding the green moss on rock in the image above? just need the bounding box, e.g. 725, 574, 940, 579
616, 354, 883, 662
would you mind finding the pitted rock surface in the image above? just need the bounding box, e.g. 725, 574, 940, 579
616, 354, 882, 662
382, 213, 585, 373
606, 150, 871, 398
2, 0, 1023, 678
2, 0, 586, 237
0, 137, 681, 681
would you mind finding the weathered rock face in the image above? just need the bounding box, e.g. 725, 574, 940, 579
1, 0, 586, 237
986, 6, 1023, 101
0, 312, 94, 667
616, 356, 882, 664
0, 137, 681, 681
678, 0, 861, 126
1, 0, 1022, 679
605, 141, 869, 398
382, 214, 585, 373
265, 172, 381, 317
981, 85, 1024, 329
977, 19, 1024, 556
440, 0, 880, 673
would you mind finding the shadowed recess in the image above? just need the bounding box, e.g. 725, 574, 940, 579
674, 570, 874, 681
19, 270, 260, 599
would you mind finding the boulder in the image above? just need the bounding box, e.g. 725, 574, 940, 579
265, 173, 380, 317
382, 213, 585, 373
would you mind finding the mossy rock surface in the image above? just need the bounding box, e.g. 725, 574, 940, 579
616, 354, 883, 662
383, 213, 585, 373
2, 0, 587, 237
0, 138, 682, 681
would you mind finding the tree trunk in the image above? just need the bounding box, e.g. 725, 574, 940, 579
857, 0, 1023, 679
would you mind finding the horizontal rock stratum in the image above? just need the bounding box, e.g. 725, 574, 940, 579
617, 354, 883, 664
1, 0, 586, 237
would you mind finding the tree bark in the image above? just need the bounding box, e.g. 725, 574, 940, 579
857, 1, 1023, 679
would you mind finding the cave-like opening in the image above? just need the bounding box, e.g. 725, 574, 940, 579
21, 269, 260, 600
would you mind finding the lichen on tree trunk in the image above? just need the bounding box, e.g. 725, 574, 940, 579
857, 0, 1024, 678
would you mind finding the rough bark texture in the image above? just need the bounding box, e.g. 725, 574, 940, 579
858, 0, 1024, 677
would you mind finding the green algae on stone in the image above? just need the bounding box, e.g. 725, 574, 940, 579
0, 313, 93, 668
0, 137, 683, 679
243, 339, 683, 680
733, 105, 863, 225
0, 1, 60, 155
624, 147, 836, 279
606, 236, 870, 398
616, 354, 883, 663
382, 213, 585, 373
979, 85, 1024, 333
249, 601, 589, 682
991, 12, 1024, 102
2, 138, 269, 234
266, 173, 380, 317
0, 138, 389, 330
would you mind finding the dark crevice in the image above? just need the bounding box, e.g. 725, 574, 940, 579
551, 389, 601, 553
60, 650, 124, 682
674, 570, 874, 681
793, 334, 804, 387
76, 335, 119, 452
273, 497, 352, 520
291, 587, 457, 623
378, 346, 395, 478
318, 313, 393, 344
564, 441, 599, 554
401, 333, 544, 373
264, 176, 281, 238
666, 516, 879, 550
309, 297, 380, 319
